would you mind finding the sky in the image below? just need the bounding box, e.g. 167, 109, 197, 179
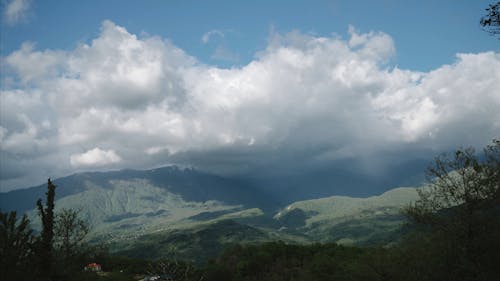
0, 0, 499, 192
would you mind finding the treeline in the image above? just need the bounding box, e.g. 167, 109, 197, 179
1, 140, 499, 281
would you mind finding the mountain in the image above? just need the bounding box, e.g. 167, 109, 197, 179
0, 166, 421, 263
0, 166, 277, 214
1, 166, 280, 241
274, 187, 420, 245
104, 187, 419, 263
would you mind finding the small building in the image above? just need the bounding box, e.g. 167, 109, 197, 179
84, 262, 102, 272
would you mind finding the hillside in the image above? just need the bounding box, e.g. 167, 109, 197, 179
0, 166, 277, 213
274, 187, 420, 244
0, 167, 421, 263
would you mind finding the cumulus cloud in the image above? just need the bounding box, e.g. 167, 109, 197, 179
3, 0, 31, 25
70, 148, 121, 167
1, 20, 499, 191
4, 42, 65, 83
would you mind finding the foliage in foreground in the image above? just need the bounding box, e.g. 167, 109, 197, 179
1, 179, 97, 281
403, 140, 500, 281
481, 1, 500, 37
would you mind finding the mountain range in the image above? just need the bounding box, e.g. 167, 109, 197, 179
0, 165, 420, 263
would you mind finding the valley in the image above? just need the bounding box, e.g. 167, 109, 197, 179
0, 165, 420, 263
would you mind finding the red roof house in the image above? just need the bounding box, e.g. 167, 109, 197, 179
84, 262, 102, 272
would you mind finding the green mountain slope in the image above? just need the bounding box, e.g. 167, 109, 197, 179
2, 167, 422, 263
274, 187, 419, 244
96, 187, 419, 263
40, 178, 244, 240
0, 166, 276, 214
110, 220, 270, 264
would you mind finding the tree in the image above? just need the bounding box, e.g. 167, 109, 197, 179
53, 209, 93, 280
0, 211, 35, 281
480, 2, 500, 38
1, 179, 95, 280
54, 208, 89, 261
36, 178, 57, 280
406, 139, 499, 225
404, 139, 500, 281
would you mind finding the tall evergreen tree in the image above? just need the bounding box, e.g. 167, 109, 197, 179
36, 178, 57, 280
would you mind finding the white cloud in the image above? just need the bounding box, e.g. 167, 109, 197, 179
70, 148, 122, 167
1, 21, 499, 190
4, 42, 65, 83
202, 29, 224, 44
348, 25, 395, 62
3, 0, 31, 25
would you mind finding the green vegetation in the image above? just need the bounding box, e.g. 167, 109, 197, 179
274, 187, 419, 244
36, 179, 57, 280
38, 178, 241, 241
112, 219, 270, 264
402, 139, 500, 280
1, 179, 99, 281
197, 139, 500, 281
0, 211, 35, 281
91, 186, 417, 264
1, 140, 499, 280
202, 242, 373, 281
8, 168, 419, 257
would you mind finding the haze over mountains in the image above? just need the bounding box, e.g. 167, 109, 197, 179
0, 165, 421, 262
0, 162, 425, 216
1, 166, 274, 213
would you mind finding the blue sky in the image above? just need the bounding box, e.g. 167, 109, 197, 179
0, 0, 499, 191
1, 0, 498, 70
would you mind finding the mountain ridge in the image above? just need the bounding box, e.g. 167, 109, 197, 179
0, 165, 420, 262
0, 165, 277, 214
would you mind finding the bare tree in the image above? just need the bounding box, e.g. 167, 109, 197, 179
54, 208, 89, 261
